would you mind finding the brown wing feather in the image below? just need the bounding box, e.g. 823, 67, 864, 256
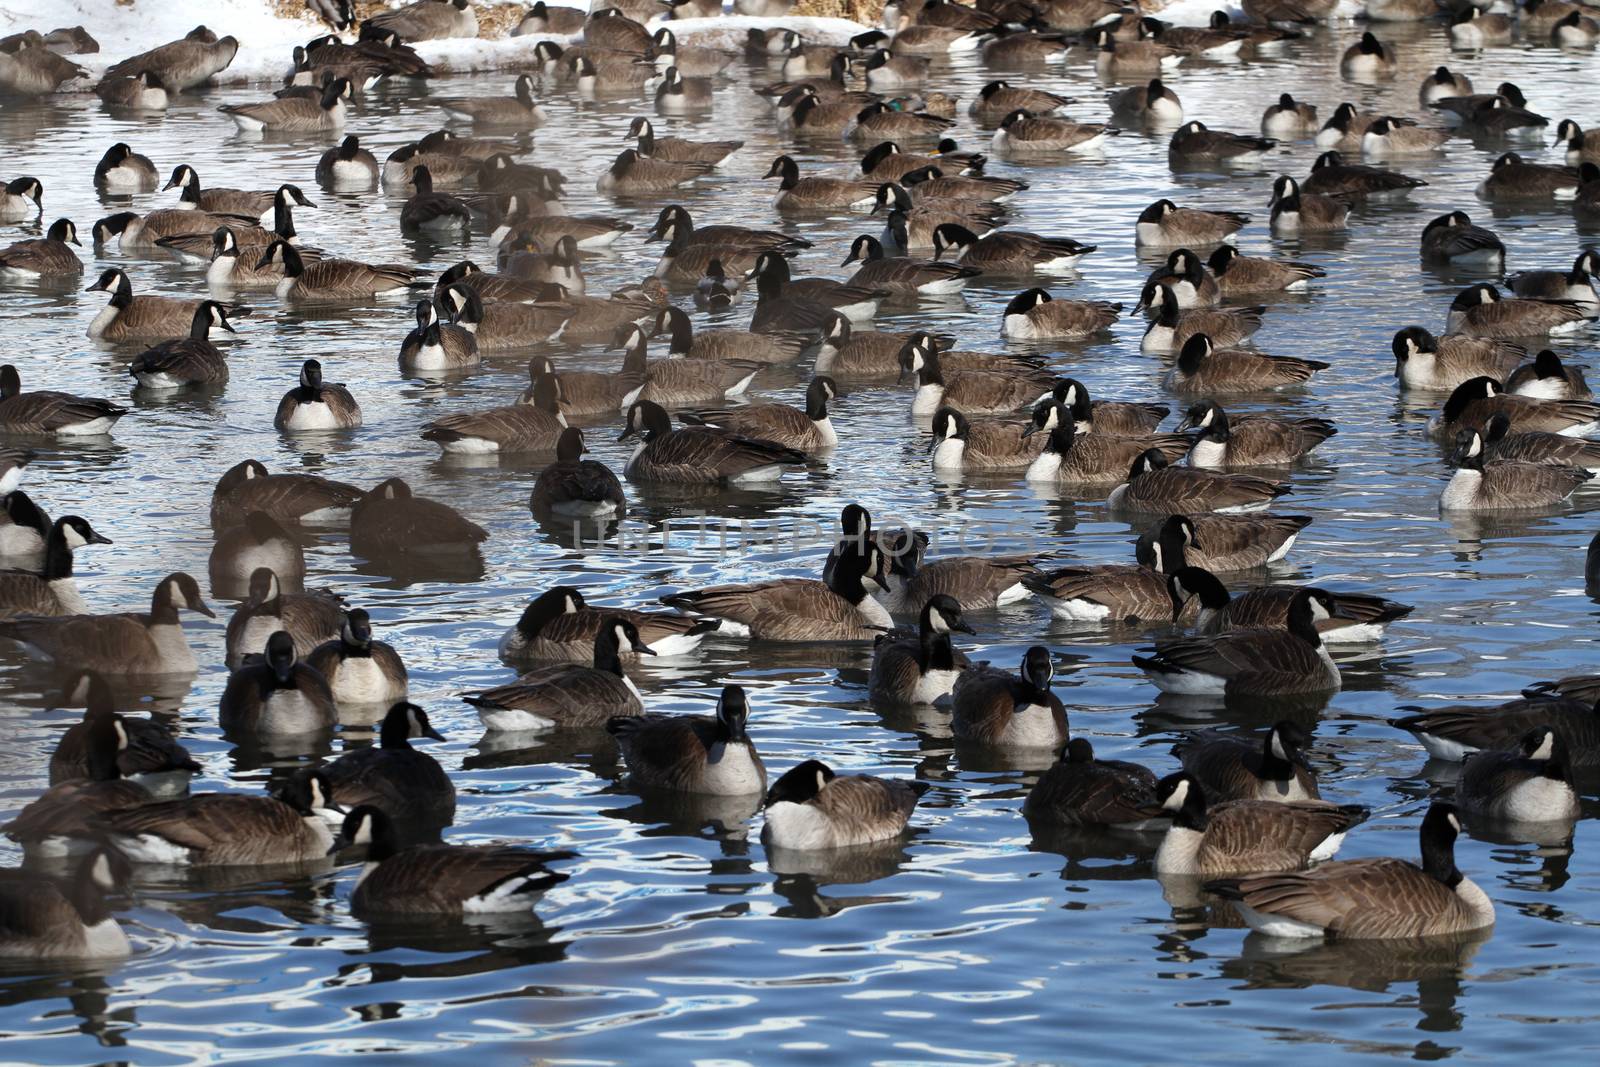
1226, 858, 1477, 938
355, 844, 568, 914
468, 665, 641, 725
668, 578, 880, 639
1023, 758, 1159, 827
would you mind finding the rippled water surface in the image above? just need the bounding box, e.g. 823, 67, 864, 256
3, 17, 1600, 1065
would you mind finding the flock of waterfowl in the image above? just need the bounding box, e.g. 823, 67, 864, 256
0, 0, 1598, 968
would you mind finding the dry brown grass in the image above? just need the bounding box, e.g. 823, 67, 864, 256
275, 0, 886, 37
792, 0, 883, 21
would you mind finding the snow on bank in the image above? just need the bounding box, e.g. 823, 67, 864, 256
1152, 0, 1365, 25
18, 0, 866, 87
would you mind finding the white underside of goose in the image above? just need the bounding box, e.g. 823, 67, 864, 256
931, 436, 966, 471
696, 741, 767, 795
1000, 703, 1064, 747
280, 402, 347, 432
478, 706, 557, 732
257, 690, 331, 734
548, 498, 622, 517
1232, 902, 1328, 938
1478, 776, 1579, 822
329, 656, 405, 705
1040, 596, 1113, 621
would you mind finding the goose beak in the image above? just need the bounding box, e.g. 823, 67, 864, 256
89, 531, 114, 545
635, 641, 658, 656
953, 620, 976, 635
253, 252, 273, 270
1020, 424, 1040, 439
326, 835, 352, 856
422, 723, 447, 742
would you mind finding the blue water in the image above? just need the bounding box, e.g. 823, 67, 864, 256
2, 14, 1599, 1065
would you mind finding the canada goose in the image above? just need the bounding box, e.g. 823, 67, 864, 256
765, 155, 880, 212
263, 242, 422, 305
1205, 246, 1324, 296
876, 187, 1005, 252
861, 48, 929, 90
1047, 377, 1169, 437
317, 135, 379, 187
648, 26, 737, 77
0, 218, 80, 278
434, 284, 566, 351
1432, 376, 1600, 437
1446, 284, 1593, 339
529, 426, 627, 520
1138, 16, 1245, 57
930, 223, 1095, 275
1268, 174, 1350, 234
328, 805, 572, 916
211, 459, 365, 530
164, 165, 291, 219
100, 26, 238, 92
1554, 119, 1600, 165
1395, 693, 1600, 764
299, 608, 408, 709
780, 86, 867, 135
1135, 589, 1341, 696
0, 177, 42, 222
609, 684, 768, 795
866, 528, 1037, 614
648, 205, 807, 256
0, 516, 109, 620
1177, 402, 1336, 468
219, 76, 350, 132
1505, 350, 1592, 400
598, 149, 712, 197
1138, 249, 1217, 310
306, 31, 428, 77
1479, 413, 1600, 469
1176, 721, 1321, 803
608, 323, 760, 411
0, 572, 212, 675
1164, 334, 1328, 395
1103, 79, 1181, 129
218, 630, 337, 736
746, 251, 885, 329
91, 145, 157, 193
1448, 7, 1513, 48
366, 0, 477, 40
0, 364, 125, 436
1455, 93, 1551, 138
567, 49, 654, 95
224, 567, 343, 668
661, 542, 893, 641
274, 359, 361, 432
1138, 284, 1263, 353
991, 109, 1117, 154
1508, 251, 1600, 310
1440, 427, 1592, 510
1419, 210, 1505, 268
0, 849, 130, 960
1260, 93, 1317, 139
841, 234, 978, 297
999, 288, 1121, 342
499, 587, 714, 668
465, 616, 654, 732
1024, 405, 1189, 486
1391, 327, 1524, 391
1456, 726, 1580, 823
384, 140, 478, 191
197, 217, 320, 289
1154, 774, 1365, 876
868, 595, 973, 705
892, 22, 990, 53
654, 65, 713, 114
1021, 738, 1163, 829
438, 259, 561, 304
652, 225, 769, 288
1303, 150, 1426, 200
1208, 802, 1494, 940
495, 207, 632, 255
1093, 29, 1183, 76
398, 299, 479, 375
1418, 65, 1473, 108
899, 166, 1027, 204
100, 769, 340, 867
1, 491, 50, 563
970, 81, 1071, 124
904, 339, 1052, 416
949, 645, 1068, 748
423, 375, 567, 457
437, 73, 546, 128
49, 673, 199, 795
400, 166, 471, 232
4, 712, 154, 858
93, 207, 256, 253
0, 39, 85, 97
1340, 31, 1396, 79
981, 30, 1071, 66
680, 378, 838, 455
1365, 0, 1440, 20
1363, 117, 1452, 159
1110, 448, 1290, 514
209, 511, 302, 591
86, 267, 238, 343
1168, 121, 1275, 165
928, 406, 1046, 473
1135, 199, 1249, 248
318, 702, 453, 827
128, 302, 235, 390
1477, 152, 1581, 201
351, 477, 489, 559
762, 760, 929, 850
1168, 567, 1411, 643
1143, 512, 1312, 572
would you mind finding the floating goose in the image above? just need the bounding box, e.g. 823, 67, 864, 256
950, 645, 1068, 748
307, 608, 409, 708
1392, 695, 1600, 763
1456, 726, 1580, 823
1022, 738, 1164, 830
867, 594, 973, 705
0, 516, 111, 620
465, 617, 654, 732
498, 586, 715, 666
761, 759, 929, 850
0, 572, 212, 675
0, 849, 131, 960
1177, 402, 1336, 468
218, 630, 337, 736
529, 427, 627, 519
48, 672, 198, 796
319, 702, 455, 828
3, 712, 152, 858
660, 542, 893, 642
609, 684, 768, 795
1133, 589, 1341, 696
1109, 448, 1290, 514
1153, 773, 1366, 876
1175, 722, 1322, 802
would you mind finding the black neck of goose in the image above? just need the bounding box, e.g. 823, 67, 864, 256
618, 330, 648, 375
177, 180, 201, 206
593, 628, 628, 676
67, 862, 115, 927
1258, 731, 1297, 783
379, 708, 416, 750
805, 382, 830, 421
108, 272, 133, 309
660, 307, 692, 354
1171, 783, 1209, 831
188, 304, 214, 340
917, 617, 958, 672
827, 553, 872, 605
364, 814, 402, 862
1420, 815, 1463, 888
1155, 298, 1181, 327
273, 197, 298, 241
753, 258, 787, 301
40, 524, 77, 581
1046, 419, 1076, 457
775, 159, 799, 191
1286, 596, 1323, 648
1176, 340, 1207, 375
1197, 408, 1230, 442
635, 126, 655, 155
149, 581, 181, 624
914, 346, 945, 387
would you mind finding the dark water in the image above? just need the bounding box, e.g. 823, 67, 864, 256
2, 16, 1599, 1064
